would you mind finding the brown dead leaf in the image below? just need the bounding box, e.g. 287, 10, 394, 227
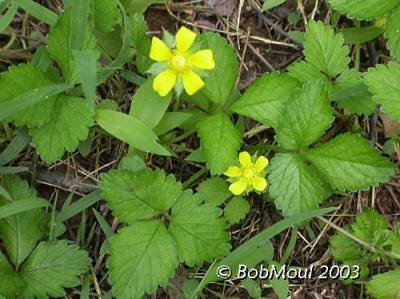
380, 113, 400, 138
206, 0, 237, 16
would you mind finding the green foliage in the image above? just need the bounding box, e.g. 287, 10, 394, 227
303, 21, 349, 78
305, 134, 396, 191
365, 62, 400, 121
0, 176, 90, 298
275, 81, 334, 150
198, 113, 241, 175
330, 209, 400, 286
367, 269, 400, 299
231, 73, 300, 127
100, 169, 230, 298
269, 153, 328, 217
94, 0, 121, 33
196, 177, 232, 206
20, 240, 91, 298
386, 7, 400, 59
31, 96, 95, 163
198, 32, 238, 105
326, 0, 400, 20
224, 197, 250, 224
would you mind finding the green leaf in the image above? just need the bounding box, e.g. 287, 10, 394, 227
304, 133, 396, 191
153, 112, 192, 136
196, 177, 232, 206
31, 95, 95, 163
21, 240, 90, 298
242, 278, 261, 298
365, 62, 400, 121
334, 69, 376, 115
198, 32, 238, 105
367, 269, 400, 299
108, 221, 179, 298
268, 153, 329, 217
262, 0, 286, 11
94, 0, 121, 33
276, 81, 334, 150
0, 128, 30, 166
100, 169, 183, 224
0, 2, 18, 34
0, 197, 49, 220
16, 0, 58, 26
122, 0, 165, 14
326, 0, 400, 20
351, 209, 389, 244
96, 109, 170, 156
330, 233, 364, 262
0, 252, 24, 297
303, 21, 349, 77
130, 78, 172, 129
341, 26, 384, 44
0, 176, 48, 266
73, 49, 98, 105
224, 197, 250, 224
48, 10, 99, 82
198, 113, 241, 175
230, 73, 300, 127
169, 192, 231, 266
0, 64, 58, 127
386, 7, 400, 59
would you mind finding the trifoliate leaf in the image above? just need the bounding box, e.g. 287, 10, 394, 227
0, 252, 24, 298
351, 209, 389, 244
326, 0, 400, 20
0, 64, 56, 128
334, 69, 376, 115
48, 10, 99, 82
305, 133, 396, 191
365, 62, 400, 121
108, 221, 179, 299
268, 153, 329, 217
94, 0, 121, 33
198, 32, 238, 105
169, 192, 231, 266
304, 21, 349, 77
30, 95, 95, 163
275, 80, 334, 150
198, 113, 241, 175
0, 176, 47, 266
367, 269, 400, 299
100, 169, 183, 224
21, 240, 90, 299
386, 7, 400, 59
196, 177, 232, 206
330, 233, 364, 262
224, 197, 250, 224
230, 72, 300, 127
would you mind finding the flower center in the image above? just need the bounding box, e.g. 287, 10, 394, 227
170, 54, 187, 72
242, 167, 255, 180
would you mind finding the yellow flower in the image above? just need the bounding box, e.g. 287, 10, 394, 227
149, 26, 215, 97
224, 151, 268, 196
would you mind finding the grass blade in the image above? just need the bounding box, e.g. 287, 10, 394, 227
16, 0, 58, 26
0, 83, 72, 121
0, 197, 50, 220
0, 128, 30, 166
0, 2, 18, 34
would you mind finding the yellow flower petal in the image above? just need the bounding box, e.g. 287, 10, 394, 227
239, 151, 252, 167
149, 37, 172, 62
153, 70, 177, 97
255, 156, 269, 173
176, 26, 197, 52
224, 166, 242, 178
189, 49, 215, 70
229, 180, 248, 196
182, 70, 204, 95
252, 176, 267, 192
